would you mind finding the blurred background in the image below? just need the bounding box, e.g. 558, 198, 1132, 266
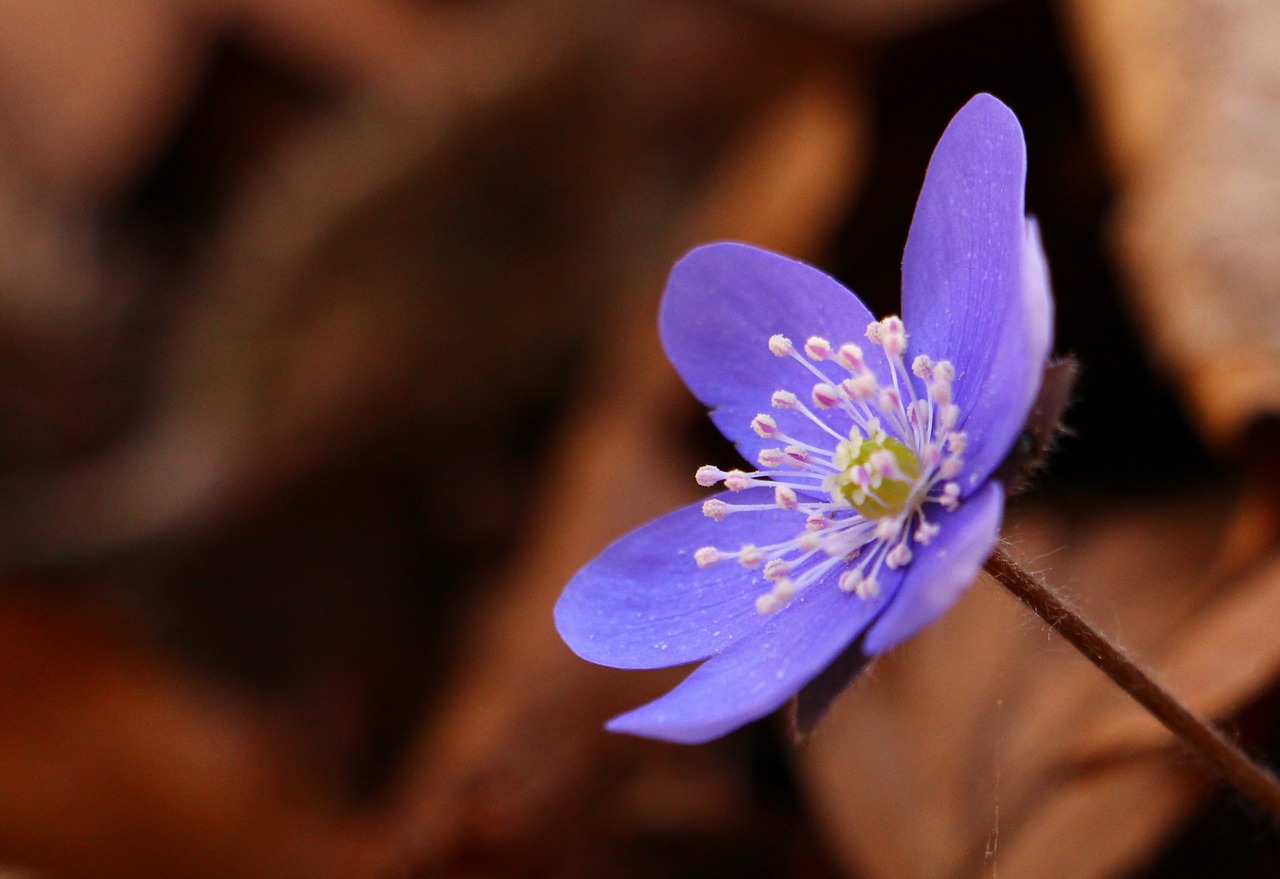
1, 0, 1279, 876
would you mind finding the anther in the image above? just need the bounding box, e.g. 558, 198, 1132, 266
784, 446, 812, 466
940, 404, 960, 431
886, 543, 913, 569
723, 470, 752, 491
914, 521, 940, 544
912, 354, 934, 380
764, 559, 789, 581
694, 546, 721, 568
702, 498, 728, 520
864, 321, 883, 345
768, 334, 794, 357
771, 390, 799, 409
739, 544, 765, 567
879, 316, 908, 357
939, 482, 961, 511
873, 520, 899, 542
804, 337, 833, 360
878, 388, 901, 414
695, 465, 722, 487
756, 593, 783, 615
933, 360, 955, 383
836, 343, 864, 371
758, 448, 785, 468
752, 414, 780, 438
812, 383, 841, 409
806, 514, 831, 531
844, 374, 877, 402
774, 485, 798, 510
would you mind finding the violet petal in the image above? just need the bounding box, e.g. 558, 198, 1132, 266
862, 479, 1004, 654
554, 488, 802, 670
660, 242, 892, 477
604, 565, 903, 743
901, 94, 1054, 491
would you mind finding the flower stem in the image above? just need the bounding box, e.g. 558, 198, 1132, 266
984, 546, 1280, 821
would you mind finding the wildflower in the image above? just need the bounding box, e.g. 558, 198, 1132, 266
554, 94, 1054, 744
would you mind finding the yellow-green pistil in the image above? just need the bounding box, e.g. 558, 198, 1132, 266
831, 432, 922, 519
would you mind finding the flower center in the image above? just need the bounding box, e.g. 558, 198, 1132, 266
831, 434, 921, 519
691, 316, 968, 615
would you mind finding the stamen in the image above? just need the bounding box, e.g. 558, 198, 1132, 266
695, 465, 723, 487
764, 559, 790, 581
914, 521, 940, 544
696, 318, 973, 616
804, 337, 833, 360
758, 448, 785, 468
772, 390, 799, 409
812, 383, 841, 409
695, 546, 721, 567
775, 485, 798, 509
837, 343, 864, 371
752, 414, 780, 438
886, 543, 913, 569
769, 334, 794, 357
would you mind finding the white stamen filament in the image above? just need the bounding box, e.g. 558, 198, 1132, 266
693, 318, 970, 615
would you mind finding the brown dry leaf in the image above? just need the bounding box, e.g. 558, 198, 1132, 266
383, 59, 868, 875
1066, 0, 1280, 449
797, 489, 1280, 879
0, 590, 388, 879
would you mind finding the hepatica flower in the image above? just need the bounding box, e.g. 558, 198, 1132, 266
555, 94, 1054, 744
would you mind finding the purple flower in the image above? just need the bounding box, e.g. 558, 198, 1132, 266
554, 94, 1054, 744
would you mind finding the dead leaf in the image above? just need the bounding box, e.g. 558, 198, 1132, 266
796, 489, 1280, 879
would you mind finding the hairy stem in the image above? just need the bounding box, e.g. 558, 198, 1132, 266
984, 546, 1280, 821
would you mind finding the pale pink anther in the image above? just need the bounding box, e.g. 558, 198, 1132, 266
844, 374, 877, 402
874, 519, 900, 541
752, 414, 780, 438
774, 485, 798, 509
694, 546, 721, 567
886, 543, 913, 569
771, 390, 799, 409
695, 465, 722, 487
914, 521, 940, 544
812, 382, 841, 408
878, 388, 901, 414
912, 354, 934, 380
768, 334, 794, 356
723, 470, 752, 491
836, 343, 864, 371
739, 544, 765, 567
702, 498, 728, 520
757, 448, 786, 468
784, 445, 812, 466
804, 336, 833, 360
764, 558, 790, 581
